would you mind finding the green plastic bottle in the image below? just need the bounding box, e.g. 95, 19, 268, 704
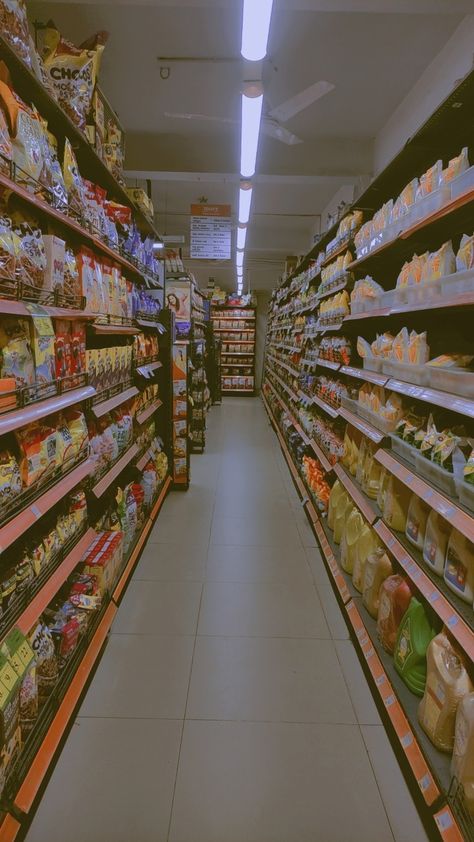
393, 597, 437, 696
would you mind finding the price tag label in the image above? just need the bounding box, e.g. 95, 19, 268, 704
31, 504, 41, 519
435, 810, 453, 831
401, 733, 413, 748
385, 694, 396, 708
418, 774, 432, 793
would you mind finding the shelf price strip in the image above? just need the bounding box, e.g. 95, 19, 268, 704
333, 464, 377, 525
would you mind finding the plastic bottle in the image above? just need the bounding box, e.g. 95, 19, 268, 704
355, 437, 367, 486
418, 632, 473, 752
394, 597, 438, 696
353, 524, 380, 592
327, 479, 344, 530
423, 510, 450, 576
405, 494, 430, 551
362, 548, 393, 618
444, 528, 474, 604
362, 449, 383, 500
333, 494, 352, 544
383, 475, 412, 532
377, 467, 390, 512
377, 574, 413, 654
341, 508, 364, 574
349, 438, 359, 477
342, 430, 353, 470
452, 692, 474, 815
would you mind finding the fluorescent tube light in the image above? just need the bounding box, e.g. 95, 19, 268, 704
236, 226, 247, 251
236, 251, 244, 269
238, 186, 252, 224
241, 0, 274, 61
153, 242, 164, 250
241, 92, 263, 178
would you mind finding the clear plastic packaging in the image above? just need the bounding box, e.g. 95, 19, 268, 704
427, 365, 474, 399
456, 478, 474, 513
382, 359, 429, 386
363, 356, 383, 373
415, 453, 457, 497
390, 434, 417, 466
449, 165, 474, 201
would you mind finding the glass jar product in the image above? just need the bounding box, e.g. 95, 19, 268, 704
418, 632, 473, 752
452, 692, 474, 815
423, 510, 451, 575
394, 597, 438, 696
405, 494, 430, 551
362, 548, 393, 619
377, 574, 413, 654
444, 528, 474, 604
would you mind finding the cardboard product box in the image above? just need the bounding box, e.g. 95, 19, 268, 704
54, 319, 72, 381
71, 322, 86, 384
126, 188, 154, 219
86, 349, 98, 390
174, 398, 187, 418
42, 235, 65, 294
174, 457, 187, 477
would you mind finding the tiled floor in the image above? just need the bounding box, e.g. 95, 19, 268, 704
26, 398, 429, 842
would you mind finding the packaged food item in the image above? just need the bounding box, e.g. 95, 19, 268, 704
0, 646, 21, 785
328, 479, 343, 529
15, 421, 58, 486
418, 632, 472, 752
54, 319, 72, 380
377, 575, 412, 654
0, 316, 35, 388
63, 248, 80, 301
444, 528, 474, 604
416, 160, 442, 198
42, 235, 65, 294
0, 1, 31, 65
440, 147, 469, 186
422, 240, 456, 283
394, 597, 437, 696
0, 73, 43, 187
423, 511, 451, 575
28, 622, 58, 706
452, 692, 474, 814
362, 548, 393, 619
40, 23, 107, 131
0, 106, 12, 175
392, 179, 418, 221
456, 233, 474, 273
1, 628, 36, 739
405, 494, 429, 551
0, 216, 16, 283
383, 475, 411, 532
333, 491, 352, 545
28, 307, 56, 391
70, 321, 86, 381
63, 139, 86, 217
15, 225, 47, 291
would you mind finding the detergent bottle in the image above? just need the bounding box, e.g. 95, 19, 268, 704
328, 480, 344, 530
452, 692, 474, 815
394, 597, 438, 696
362, 548, 393, 618
333, 493, 352, 544
377, 574, 413, 654
341, 508, 364, 574
405, 494, 430, 551
444, 528, 474, 604
423, 510, 450, 575
418, 632, 473, 752
383, 475, 412, 532
353, 524, 380, 592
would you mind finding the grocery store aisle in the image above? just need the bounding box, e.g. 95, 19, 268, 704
26, 399, 429, 842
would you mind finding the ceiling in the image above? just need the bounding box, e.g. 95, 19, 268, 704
29, 0, 467, 291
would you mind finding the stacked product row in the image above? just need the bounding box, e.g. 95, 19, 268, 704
263, 83, 474, 841
212, 303, 255, 394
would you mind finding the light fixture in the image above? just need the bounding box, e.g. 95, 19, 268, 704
236, 225, 247, 251
241, 0, 274, 62
238, 183, 253, 224
152, 241, 165, 250
236, 251, 244, 269
240, 90, 263, 178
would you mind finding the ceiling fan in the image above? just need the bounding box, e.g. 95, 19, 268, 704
165, 79, 335, 145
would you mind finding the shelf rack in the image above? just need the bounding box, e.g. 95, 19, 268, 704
213, 304, 256, 396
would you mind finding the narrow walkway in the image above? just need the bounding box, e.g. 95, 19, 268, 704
27, 399, 429, 842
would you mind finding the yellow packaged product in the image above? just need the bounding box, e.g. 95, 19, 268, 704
456, 233, 474, 272
405, 494, 430, 551
377, 467, 390, 512
341, 507, 363, 575
0, 450, 22, 510
362, 448, 383, 499
422, 241, 456, 283
353, 524, 381, 592
417, 160, 442, 198
418, 632, 472, 752
333, 492, 352, 544
452, 693, 474, 814
393, 178, 418, 220
349, 438, 359, 477
362, 548, 393, 618
0, 73, 44, 187
408, 330, 429, 364
355, 436, 367, 486
383, 475, 412, 532
327, 479, 343, 530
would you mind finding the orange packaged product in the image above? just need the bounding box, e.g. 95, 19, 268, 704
377, 575, 413, 654
15, 421, 58, 486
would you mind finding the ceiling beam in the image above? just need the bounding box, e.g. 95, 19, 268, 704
37, 0, 474, 10
124, 170, 363, 185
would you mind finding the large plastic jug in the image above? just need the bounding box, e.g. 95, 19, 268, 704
405, 494, 430, 551
377, 574, 413, 654
349, 439, 359, 476
328, 480, 344, 530
444, 528, 474, 604
383, 475, 412, 532
342, 430, 353, 470
452, 692, 474, 815
341, 508, 364, 574
353, 524, 380, 592
362, 548, 393, 618
355, 437, 367, 486
394, 597, 438, 696
419, 632, 473, 752
423, 511, 450, 575
333, 493, 352, 544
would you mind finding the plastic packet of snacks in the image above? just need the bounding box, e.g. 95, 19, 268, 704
0, 74, 44, 188
0, 0, 31, 67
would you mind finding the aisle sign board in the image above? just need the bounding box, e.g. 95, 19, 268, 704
190, 204, 231, 260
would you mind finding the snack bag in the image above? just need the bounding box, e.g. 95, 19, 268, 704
0, 72, 43, 187
28, 623, 58, 706
16, 225, 47, 291
0, 450, 22, 509
38, 128, 68, 211
0, 316, 35, 388
28, 307, 56, 391
0, 0, 31, 66
456, 233, 474, 273
15, 421, 58, 486
0, 107, 12, 176
77, 247, 99, 313
66, 409, 89, 458
40, 23, 107, 131
63, 248, 80, 301
0, 216, 16, 282
422, 241, 456, 283
54, 319, 72, 380
440, 147, 469, 185
71, 321, 86, 382
63, 139, 86, 218
416, 160, 442, 199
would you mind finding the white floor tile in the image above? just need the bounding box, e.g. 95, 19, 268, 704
113, 580, 202, 636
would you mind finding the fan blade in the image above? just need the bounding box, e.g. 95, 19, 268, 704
262, 119, 303, 146
268, 80, 335, 123
164, 111, 235, 124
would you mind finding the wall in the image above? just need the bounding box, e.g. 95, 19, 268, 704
374, 14, 474, 174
